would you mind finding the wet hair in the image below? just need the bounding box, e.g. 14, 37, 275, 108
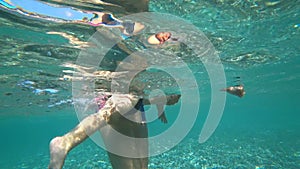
122, 21, 135, 34
102, 14, 120, 25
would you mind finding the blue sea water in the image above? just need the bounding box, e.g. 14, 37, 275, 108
0, 0, 299, 169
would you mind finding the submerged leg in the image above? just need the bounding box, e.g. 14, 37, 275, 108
48, 94, 139, 169
105, 124, 148, 169
101, 99, 148, 169
48, 110, 110, 169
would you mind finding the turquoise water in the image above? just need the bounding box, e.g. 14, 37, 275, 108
0, 0, 299, 168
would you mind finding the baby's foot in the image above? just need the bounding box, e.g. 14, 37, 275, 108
48, 137, 68, 169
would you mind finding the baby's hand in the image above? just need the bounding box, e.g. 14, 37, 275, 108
158, 111, 168, 124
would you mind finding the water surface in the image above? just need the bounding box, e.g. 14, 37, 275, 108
0, 0, 299, 168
